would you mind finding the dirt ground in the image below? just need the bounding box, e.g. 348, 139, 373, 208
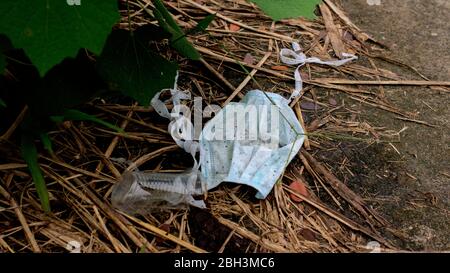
340, 0, 449, 250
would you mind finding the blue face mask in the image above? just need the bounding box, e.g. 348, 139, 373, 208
199, 90, 305, 199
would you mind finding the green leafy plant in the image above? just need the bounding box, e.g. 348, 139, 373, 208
0, 0, 121, 76
0, 0, 214, 211
96, 26, 178, 106
250, 0, 322, 21
153, 0, 201, 60
20, 133, 51, 212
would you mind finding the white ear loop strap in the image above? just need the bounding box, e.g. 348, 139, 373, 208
280, 42, 357, 102
151, 72, 200, 170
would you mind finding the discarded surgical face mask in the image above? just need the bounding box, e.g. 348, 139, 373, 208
198, 43, 355, 199
111, 169, 206, 214
200, 90, 305, 199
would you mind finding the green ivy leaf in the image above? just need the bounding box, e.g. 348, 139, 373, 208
0, 0, 120, 76
250, 0, 321, 21
97, 27, 178, 106
26, 51, 106, 119
21, 133, 50, 212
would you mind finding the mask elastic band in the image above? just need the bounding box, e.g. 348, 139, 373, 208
151, 72, 200, 170
280, 42, 358, 102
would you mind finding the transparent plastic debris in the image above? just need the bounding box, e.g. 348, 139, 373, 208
200, 90, 305, 199
111, 169, 206, 215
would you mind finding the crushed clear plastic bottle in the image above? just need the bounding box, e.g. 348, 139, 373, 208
111, 169, 206, 215
136, 171, 204, 195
